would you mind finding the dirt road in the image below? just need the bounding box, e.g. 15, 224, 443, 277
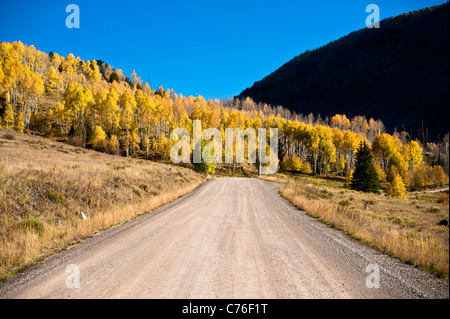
1, 178, 448, 299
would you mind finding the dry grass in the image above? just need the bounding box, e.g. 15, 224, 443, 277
0, 128, 206, 282
273, 174, 449, 280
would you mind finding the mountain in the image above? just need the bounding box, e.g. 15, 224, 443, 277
238, 3, 449, 139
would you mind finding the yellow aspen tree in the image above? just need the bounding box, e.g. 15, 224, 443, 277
332, 128, 345, 175
409, 165, 427, 190
130, 127, 141, 156
87, 60, 101, 94
63, 82, 93, 141
386, 172, 407, 199
44, 66, 59, 95
15, 111, 25, 132
119, 90, 136, 157
90, 125, 107, 151
403, 140, 423, 170
0, 62, 4, 90
342, 130, 359, 173
105, 87, 120, 135
107, 135, 120, 155
2, 104, 14, 128
372, 133, 402, 175
431, 165, 448, 186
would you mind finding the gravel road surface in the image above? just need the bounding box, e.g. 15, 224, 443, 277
1, 178, 448, 299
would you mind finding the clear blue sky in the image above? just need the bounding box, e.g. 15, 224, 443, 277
0, 0, 447, 99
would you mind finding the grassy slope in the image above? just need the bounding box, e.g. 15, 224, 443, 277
0, 128, 206, 282
261, 173, 449, 280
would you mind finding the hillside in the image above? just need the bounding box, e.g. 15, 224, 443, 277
0, 128, 206, 282
238, 3, 449, 138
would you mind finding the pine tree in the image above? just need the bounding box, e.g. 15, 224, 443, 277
350, 141, 380, 193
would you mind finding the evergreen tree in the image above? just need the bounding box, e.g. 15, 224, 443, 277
350, 141, 380, 193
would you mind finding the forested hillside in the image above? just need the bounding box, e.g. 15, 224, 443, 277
239, 3, 449, 139
0, 40, 448, 198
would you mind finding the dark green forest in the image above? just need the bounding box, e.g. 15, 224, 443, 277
239, 3, 449, 139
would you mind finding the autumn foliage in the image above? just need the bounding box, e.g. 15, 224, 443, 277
0, 41, 448, 195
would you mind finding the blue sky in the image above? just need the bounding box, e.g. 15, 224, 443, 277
0, 0, 447, 99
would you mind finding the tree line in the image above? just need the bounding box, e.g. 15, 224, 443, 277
0, 41, 448, 197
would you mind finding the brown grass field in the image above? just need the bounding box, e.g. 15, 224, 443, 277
0, 128, 206, 283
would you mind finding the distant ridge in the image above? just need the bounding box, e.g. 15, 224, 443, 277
238, 3, 449, 138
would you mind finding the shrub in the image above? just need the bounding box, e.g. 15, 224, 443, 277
2, 133, 15, 140
436, 193, 449, 205
282, 155, 302, 172
194, 160, 215, 175
133, 186, 143, 197
15, 217, 45, 235
66, 136, 84, 147
149, 190, 160, 196
107, 162, 131, 170
409, 166, 427, 190
388, 216, 407, 228
317, 189, 333, 199
46, 189, 64, 203
430, 206, 441, 213
338, 199, 351, 207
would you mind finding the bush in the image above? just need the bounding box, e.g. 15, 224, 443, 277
15, 217, 45, 235
107, 162, 131, 170
66, 136, 84, 147
194, 160, 215, 175
436, 193, 449, 205
46, 189, 64, 203
388, 216, 407, 228
281, 155, 302, 171
133, 186, 143, 197
409, 166, 427, 190
338, 199, 351, 207
429, 206, 441, 213
317, 189, 333, 199
2, 133, 15, 140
